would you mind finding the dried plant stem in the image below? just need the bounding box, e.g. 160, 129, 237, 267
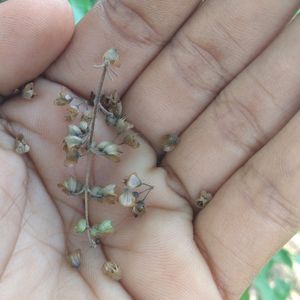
89, 66, 108, 145
84, 65, 108, 247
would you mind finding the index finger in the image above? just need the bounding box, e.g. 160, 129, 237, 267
45, 0, 202, 97
0, 0, 74, 95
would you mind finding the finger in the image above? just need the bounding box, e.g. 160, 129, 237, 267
195, 109, 300, 298
0, 0, 74, 95
121, 0, 299, 150
164, 12, 300, 200
45, 0, 202, 96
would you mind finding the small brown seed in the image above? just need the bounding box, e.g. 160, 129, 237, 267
67, 249, 82, 268
102, 261, 122, 281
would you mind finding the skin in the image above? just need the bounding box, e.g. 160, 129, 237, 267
0, 0, 300, 299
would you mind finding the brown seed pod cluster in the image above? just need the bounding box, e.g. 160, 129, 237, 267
54, 48, 154, 274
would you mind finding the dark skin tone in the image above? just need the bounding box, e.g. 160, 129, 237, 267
1, 0, 300, 299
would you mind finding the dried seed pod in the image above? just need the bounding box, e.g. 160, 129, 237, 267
58, 177, 84, 195
105, 115, 133, 133
65, 106, 79, 122
90, 220, 114, 237
79, 121, 89, 133
64, 135, 83, 150
14, 134, 30, 154
81, 110, 93, 123
103, 91, 122, 116
74, 219, 87, 233
119, 190, 137, 207
195, 191, 213, 209
22, 82, 36, 99
132, 201, 145, 217
125, 173, 142, 189
55, 92, 74, 106
103, 48, 120, 67
89, 184, 117, 200
161, 134, 180, 152
122, 133, 140, 149
67, 249, 81, 268
102, 261, 122, 281
64, 148, 81, 167
95, 141, 121, 162
115, 117, 134, 133
68, 124, 83, 137
105, 115, 118, 127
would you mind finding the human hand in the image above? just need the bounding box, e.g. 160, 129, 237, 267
0, 0, 300, 299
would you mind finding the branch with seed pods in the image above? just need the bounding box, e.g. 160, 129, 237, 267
55, 48, 153, 279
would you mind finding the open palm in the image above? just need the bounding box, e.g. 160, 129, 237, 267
1, 1, 300, 299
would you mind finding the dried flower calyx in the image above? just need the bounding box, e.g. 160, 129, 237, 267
14, 134, 30, 154
74, 218, 114, 237
54, 92, 74, 106
102, 91, 134, 134
22, 82, 37, 99
91, 141, 122, 162
63, 122, 90, 166
88, 184, 117, 202
102, 48, 120, 67
90, 220, 114, 237
195, 191, 213, 209
121, 133, 140, 149
161, 133, 180, 152
67, 249, 82, 268
58, 177, 84, 195
102, 261, 122, 281
74, 218, 88, 233
102, 91, 122, 116
106, 115, 134, 134
119, 173, 153, 217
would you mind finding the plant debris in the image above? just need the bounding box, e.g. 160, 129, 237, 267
102, 261, 122, 281
14, 134, 30, 154
22, 82, 37, 100
67, 249, 82, 268
161, 133, 180, 152
195, 191, 213, 209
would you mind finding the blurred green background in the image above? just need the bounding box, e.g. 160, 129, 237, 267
68, 1, 300, 299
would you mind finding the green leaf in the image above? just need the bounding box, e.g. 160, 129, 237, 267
69, 0, 97, 23
273, 249, 293, 268
247, 249, 294, 300
273, 278, 292, 300
293, 254, 300, 264
240, 288, 250, 300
